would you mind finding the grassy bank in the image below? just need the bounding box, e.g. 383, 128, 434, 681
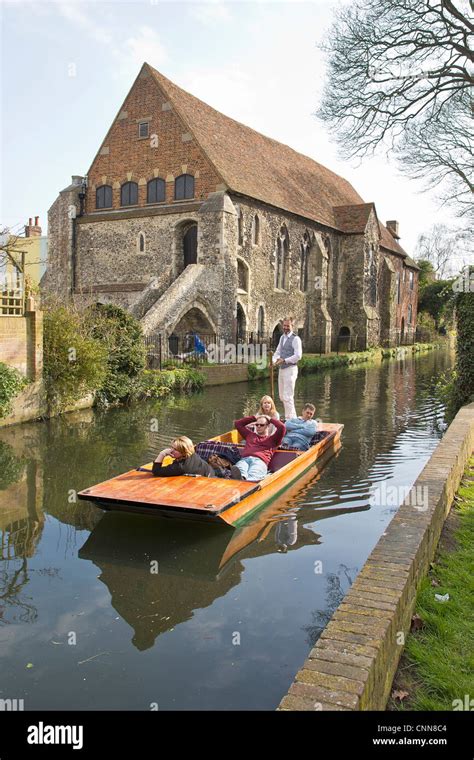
388, 456, 474, 711
248, 342, 441, 381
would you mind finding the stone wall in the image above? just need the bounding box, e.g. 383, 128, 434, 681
278, 401, 474, 711
228, 194, 344, 352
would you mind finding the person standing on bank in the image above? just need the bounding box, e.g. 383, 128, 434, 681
272, 318, 302, 420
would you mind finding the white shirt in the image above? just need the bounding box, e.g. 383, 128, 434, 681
272, 331, 303, 365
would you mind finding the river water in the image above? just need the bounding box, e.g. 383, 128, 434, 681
0, 346, 454, 710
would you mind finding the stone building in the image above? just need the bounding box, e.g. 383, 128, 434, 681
44, 63, 419, 351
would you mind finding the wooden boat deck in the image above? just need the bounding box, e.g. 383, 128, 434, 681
78, 422, 343, 525
79, 469, 260, 515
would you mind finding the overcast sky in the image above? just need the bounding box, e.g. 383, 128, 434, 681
1, 0, 462, 254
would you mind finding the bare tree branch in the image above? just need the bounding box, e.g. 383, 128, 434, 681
317, 0, 473, 219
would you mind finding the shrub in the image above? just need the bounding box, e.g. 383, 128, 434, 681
138, 368, 204, 398
452, 290, 474, 411
87, 304, 147, 405
43, 304, 108, 413
0, 362, 28, 418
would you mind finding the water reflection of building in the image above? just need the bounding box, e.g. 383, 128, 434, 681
0, 458, 44, 560
0, 448, 44, 624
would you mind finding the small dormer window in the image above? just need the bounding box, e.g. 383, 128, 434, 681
138, 121, 149, 138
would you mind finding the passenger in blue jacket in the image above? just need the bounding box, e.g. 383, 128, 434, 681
281, 403, 317, 451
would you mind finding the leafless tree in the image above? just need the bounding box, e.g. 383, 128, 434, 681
318, 0, 473, 219
0, 226, 25, 278
414, 223, 470, 277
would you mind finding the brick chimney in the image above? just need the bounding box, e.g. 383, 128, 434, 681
386, 220, 400, 239
25, 216, 42, 237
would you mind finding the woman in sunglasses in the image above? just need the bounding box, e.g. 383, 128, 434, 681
233, 414, 286, 481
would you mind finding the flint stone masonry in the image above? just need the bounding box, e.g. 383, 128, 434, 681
278, 402, 474, 711
44, 64, 419, 350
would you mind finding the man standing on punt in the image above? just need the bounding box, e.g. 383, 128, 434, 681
272, 317, 302, 420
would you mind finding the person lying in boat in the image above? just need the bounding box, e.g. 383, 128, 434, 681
152, 436, 214, 477
234, 414, 286, 480
281, 403, 318, 451
246, 395, 280, 436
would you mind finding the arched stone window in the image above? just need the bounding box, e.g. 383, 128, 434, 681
147, 178, 165, 204
96, 185, 112, 209
272, 322, 283, 349
237, 259, 249, 292
275, 225, 289, 289
121, 182, 138, 206
175, 174, 194, 200
236, 303, 246, 341
338, 325, 351, 351
138, 233, 145, 253
300, 232, 310, 291
257, 306, 265, 338
407, 304, 413, 326
238, 209, 244, 246
183, 224, 198, 268
253, 214, 260, 245
324, 236, 332, 298
366, 244, 377, 306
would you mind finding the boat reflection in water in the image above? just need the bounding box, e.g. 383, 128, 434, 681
79, 444, 370, 651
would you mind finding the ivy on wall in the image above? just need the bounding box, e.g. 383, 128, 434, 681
0, 362, 28, 419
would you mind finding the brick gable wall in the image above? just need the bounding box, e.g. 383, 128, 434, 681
85, 69, 224, 214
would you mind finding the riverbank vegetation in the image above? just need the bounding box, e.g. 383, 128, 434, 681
389, 458, 474, 711
0, 362, 29, 418
247, 342, 439, 381
43, 302, 204, 414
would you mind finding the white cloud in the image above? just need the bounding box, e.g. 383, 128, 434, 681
190, 1, 233, 26
122, 25, 168, 70
57, 2, 113, 46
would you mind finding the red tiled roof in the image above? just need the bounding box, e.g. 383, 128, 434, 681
147, 64, 409, 256
333, 203, 375, 233
379, 223, 408, 257
148, 65, 365, 229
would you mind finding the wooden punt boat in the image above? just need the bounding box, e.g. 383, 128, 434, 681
77, 422, 343, 527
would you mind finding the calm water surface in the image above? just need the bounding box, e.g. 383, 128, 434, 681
0, 347, 454, 710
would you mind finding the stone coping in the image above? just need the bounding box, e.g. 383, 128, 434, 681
278, 402, 474, 711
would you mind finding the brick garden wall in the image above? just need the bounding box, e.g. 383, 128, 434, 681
0, 317, 28, 374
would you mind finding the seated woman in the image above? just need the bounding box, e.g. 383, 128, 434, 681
281, 404, 318, 451
152, 436, 214, 477
247, 395, 280, 436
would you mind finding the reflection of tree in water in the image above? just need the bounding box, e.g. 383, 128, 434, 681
0, 558, 38, 625
302, 564, 356, 648
0, 441, 26, 490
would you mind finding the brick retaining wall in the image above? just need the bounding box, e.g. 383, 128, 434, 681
278, 402, 474, 711
200, 364, 250, 385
